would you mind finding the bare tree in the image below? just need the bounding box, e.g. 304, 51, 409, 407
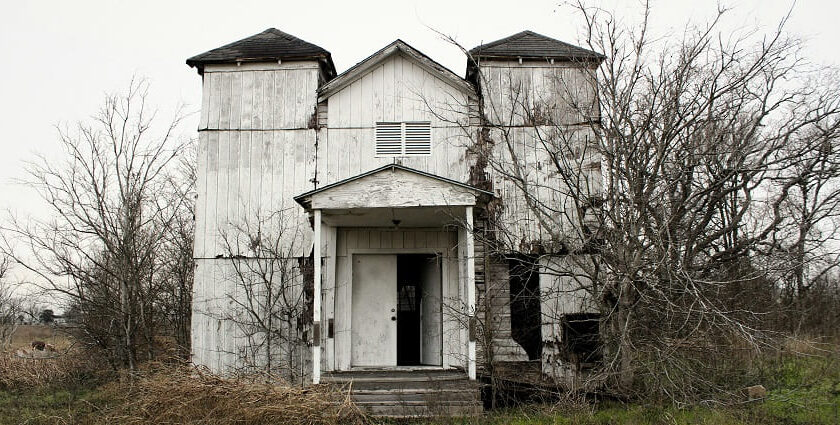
433, 2, 840, 401
0, 255, 22, 351
1, 79, 191, 370
211, 209, 311, 383
157, 142, 196, 359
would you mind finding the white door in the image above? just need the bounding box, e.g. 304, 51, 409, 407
351, 254, 397, 366
420, 256, 442, 365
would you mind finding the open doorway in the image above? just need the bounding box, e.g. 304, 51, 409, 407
397, 254, 442, 366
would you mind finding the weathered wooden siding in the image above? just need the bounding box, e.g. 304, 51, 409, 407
195, 62, 319, 259
320, 54, 473, 186
200, 62, 320, 130
539, 255, 598, 379
478, 60, 600, 248
192, 258, 310, 378
330, 228, 466, 371
479, 60, 597, 127
193, 62, 321, 373
193, 129, 316, 258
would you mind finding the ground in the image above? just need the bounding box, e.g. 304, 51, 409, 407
1, 327, 838, 424
8, 325, 68, 350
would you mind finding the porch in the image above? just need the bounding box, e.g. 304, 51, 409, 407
295, 164, 491, 384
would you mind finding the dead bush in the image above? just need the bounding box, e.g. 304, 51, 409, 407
0, 346, 109, 390
101, 364, 367, 425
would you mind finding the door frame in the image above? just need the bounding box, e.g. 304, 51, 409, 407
347, 248, 446, 369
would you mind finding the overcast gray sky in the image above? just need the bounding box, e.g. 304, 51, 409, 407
1, 0, 838, 301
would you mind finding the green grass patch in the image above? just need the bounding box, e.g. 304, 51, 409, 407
3, 350, 840, 424
0, 385, 117, 425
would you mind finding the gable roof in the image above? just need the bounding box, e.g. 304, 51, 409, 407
469, 30, 604, 61
186, 28, 336, 77
318, 39, 474, 103
294, 163, 493, 209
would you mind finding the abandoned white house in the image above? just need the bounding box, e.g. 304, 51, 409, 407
186, 28, 603, 412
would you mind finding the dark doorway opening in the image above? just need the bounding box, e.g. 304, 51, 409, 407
561, 313, 601, 366
509, 256, 542, 360
397, 254, 441, 366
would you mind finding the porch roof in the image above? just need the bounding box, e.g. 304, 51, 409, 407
294, 164, 493, 210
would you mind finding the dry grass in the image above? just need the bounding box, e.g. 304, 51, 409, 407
98, 364, 367, 425
8, 324, 72, 350
0, 345, 106, 391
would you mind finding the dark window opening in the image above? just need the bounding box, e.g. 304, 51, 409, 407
561, 313, 601, 366
509, 256, 542, 360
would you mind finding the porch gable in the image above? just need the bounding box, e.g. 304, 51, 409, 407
294, 164, 492, 210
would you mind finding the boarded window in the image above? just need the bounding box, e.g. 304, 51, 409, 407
375, 122, 431, 156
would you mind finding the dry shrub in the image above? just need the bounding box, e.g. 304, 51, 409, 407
0, 347, 108, 390
101, 365, 367, 425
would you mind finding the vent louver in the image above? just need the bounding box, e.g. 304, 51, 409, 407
375, 122, 431, 156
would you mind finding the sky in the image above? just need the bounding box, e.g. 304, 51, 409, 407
0, 0, 838, 304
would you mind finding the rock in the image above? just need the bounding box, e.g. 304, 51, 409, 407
745, 384, 767, 400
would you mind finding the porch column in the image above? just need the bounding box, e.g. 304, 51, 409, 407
466, 206, 476, 380
313, 209, 322, 384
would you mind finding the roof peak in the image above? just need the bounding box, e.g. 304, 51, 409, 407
318, 38, 473, 102
186, 28, 336, 77
470, 30, 604, 61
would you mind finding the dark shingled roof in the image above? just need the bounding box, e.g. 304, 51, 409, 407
186, 28, 336, 76
469, 30, 604, 61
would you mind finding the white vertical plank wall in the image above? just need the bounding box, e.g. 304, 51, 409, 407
192, 62, 320, 373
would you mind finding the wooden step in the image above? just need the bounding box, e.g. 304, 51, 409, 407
322, 369, 467, 382
322, 369, 482, 417
351, 388, 480, 403
358, 401, 483, 418
337, 379, 476, 391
